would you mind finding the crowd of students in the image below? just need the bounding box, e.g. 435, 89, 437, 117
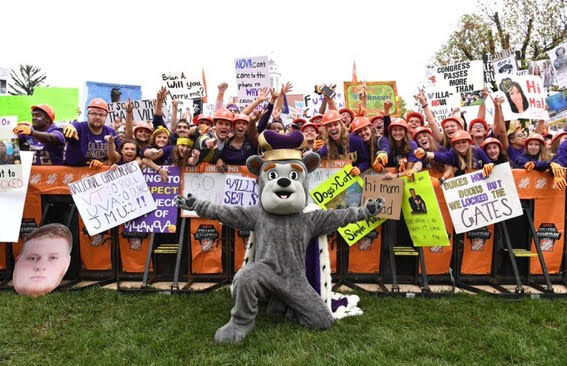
11, 83, 567, 190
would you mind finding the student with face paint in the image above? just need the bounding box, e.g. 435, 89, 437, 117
412, 126, 453, 182
63, 98, 118, 168
382, 118, 421, 180
318, 110, 369, 174
513, 133, 551, 171
480, 137, 509, 164
13, 104, 65, 165
350, 116, 390, 173
416, 130, 493, 177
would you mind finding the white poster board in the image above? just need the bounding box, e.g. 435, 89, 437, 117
441, 163, 522, 234
548, 42, 567, 88
68, 161, 157, 235
106, 99, 157, 124
162, 72, 206, 100
234, 56, 271, 105
495, 74, 549, 121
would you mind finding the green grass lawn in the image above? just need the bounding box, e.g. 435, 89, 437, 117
1, 288, 566, 365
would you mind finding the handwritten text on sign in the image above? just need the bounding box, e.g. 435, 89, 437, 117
362, 176, 403, 220
234, 56, 270, 105
441, 163, 522, 234
124, 166, 180, 233
162, 72, 206, 100
106, 99, 157, 124
223, 175, 258, 206
68, 162, 157, 236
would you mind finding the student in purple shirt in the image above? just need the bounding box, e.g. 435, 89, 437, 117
513, 133, 551, 171
143, 126, 174, 166
381, 118, 421, 180
318, 110, 369, 175
218, 113, 257, 168
63, 98, 117, 168
350, 116, 390, 172
416, 130, 494, 177
13, 104, 65, 165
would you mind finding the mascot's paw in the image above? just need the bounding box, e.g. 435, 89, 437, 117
174, 193, 196, 210
366, 198, 385, 216
214, 320, 255, 344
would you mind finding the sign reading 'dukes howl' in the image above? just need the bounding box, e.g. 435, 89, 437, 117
124, 166, 180, 233
310, 164, 384, 246
68, 162, 157, 236
441, 163, 522, 234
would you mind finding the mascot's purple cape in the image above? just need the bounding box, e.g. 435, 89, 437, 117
175, 129, 381, 344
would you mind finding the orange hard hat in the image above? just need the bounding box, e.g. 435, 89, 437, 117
301, 122, 319, 134
350, 116, 371, 133
524, 133, 545, 147
468, 118, 489, 133
480, 137, 503, 151
31, 104, 55, 122
338, 108, 354, 120
412, 126, 433, 140
309, 113, 323, 123
134, 121, 154, 134
214, 108, 233, 123
551, 131, 567, 145
321, 110, 343, 126
194, 114, 214, 125
369, 114, 384, 124
441, 117, 464, 129
405, 111, 424, 125
232, 113, 250, 124
292, 118, 307, 127
387, 118, 409, 133
88, 98, 109, 113
451, 130, 473, 145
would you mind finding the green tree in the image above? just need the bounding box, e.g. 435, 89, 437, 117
435, 0, 566, 66
9, 64, 47, 96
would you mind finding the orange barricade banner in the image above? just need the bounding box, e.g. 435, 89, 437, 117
348, 227, 382, 273
190, 218, 223, 274
118, 226, 152, 273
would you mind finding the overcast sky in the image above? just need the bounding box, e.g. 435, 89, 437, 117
4, 0, 479, 105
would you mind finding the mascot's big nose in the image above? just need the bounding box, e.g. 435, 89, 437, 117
277, 177, 291, 187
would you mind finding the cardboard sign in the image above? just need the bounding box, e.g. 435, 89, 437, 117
124, 166, 180, 233
343, 81, 400, 117
234, 56, 271, 105
400, 171, 449, 247
423, 88, 460, 121
68, 162, 157, 236
303, 88, 345, 118
162, 72, 206, 100
495, 75, 549, 120
362, 176, 403, 220
223, 174, 259, 206
106, 99, 158, 124
310, 164, 363, 206
0, 151, 32, 242
441, 163, 522, 234
548, 42, 567, 88
425, 61, 485, 108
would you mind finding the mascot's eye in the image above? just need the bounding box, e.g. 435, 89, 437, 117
289, 171, 299, 180
268, 170, 279, 180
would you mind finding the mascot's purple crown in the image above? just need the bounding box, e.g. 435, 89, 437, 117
258, 130, 306, 161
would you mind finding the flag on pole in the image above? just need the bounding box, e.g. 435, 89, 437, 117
202, 68, 208, 103
352, 61, 358, 83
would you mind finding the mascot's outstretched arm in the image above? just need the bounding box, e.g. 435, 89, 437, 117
308, 198, 384, 238
175, 193, 259, 231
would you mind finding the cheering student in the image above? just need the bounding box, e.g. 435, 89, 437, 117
13, 104, 65, 165
196, 108, 233, 165
415, 91, 444, 143
349, 116, 390, 173
405, 111, 426, 137
382, 118, 421, 180
143, 126, 174, 165
63, 98, 118, 168
151, 89, 192, 145
301, 122, 323, 154
339, 107, 355, 128
415, 130, 493, 177
412, 126, 453, 182
505, 120, 529, 163
309, 113, 323, 127
172, 137, 200, 167
318, 109, 369, 175
513, 133, 551, 172
107, 136, 142, 167
218, 113, 258, 168
480, 137, 509, 165
439, 116, 464, 150
370, 99, 393, 137
468, 118, 490, 147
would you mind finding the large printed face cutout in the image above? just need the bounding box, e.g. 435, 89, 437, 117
13, 237, 71, 297
260, 162, 307, 215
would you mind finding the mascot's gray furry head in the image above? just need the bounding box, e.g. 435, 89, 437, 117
246, 130, 320, 215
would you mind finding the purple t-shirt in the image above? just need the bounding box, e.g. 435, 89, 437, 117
221, 136, 256, 166
64, 121, 117, 166
507, 145, 523, 163
552, 140, 567, 167
319, 134, 370, 171
19, 125, 65, 165
143, 145, 174, 165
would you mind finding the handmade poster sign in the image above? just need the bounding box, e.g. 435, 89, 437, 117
223, 174, 258, 207
234, 56, 271, 105
425, 61, 485, 107
310, 164, 384, 245
0, 116, 23, 192
441, 163, 522, 234
495, 75, 549, 120
362, 175, 403, 220
68, 162, 157, 235
400, 171, 449, 247
106, 99, 158, 124
124, 166, 180, 233
548, 42, 567, 88
162, 72, 206, 100
343, 81, 400, 117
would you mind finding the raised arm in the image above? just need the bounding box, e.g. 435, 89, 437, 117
124, 99, 134, 140
493, 96, 508, 150
170, 99, 179, 133
309, 200, 382, 237
242, 87, 270, 115
417, 91, 443, 143
216, 83, 228, 111
106, 135, 121, 164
